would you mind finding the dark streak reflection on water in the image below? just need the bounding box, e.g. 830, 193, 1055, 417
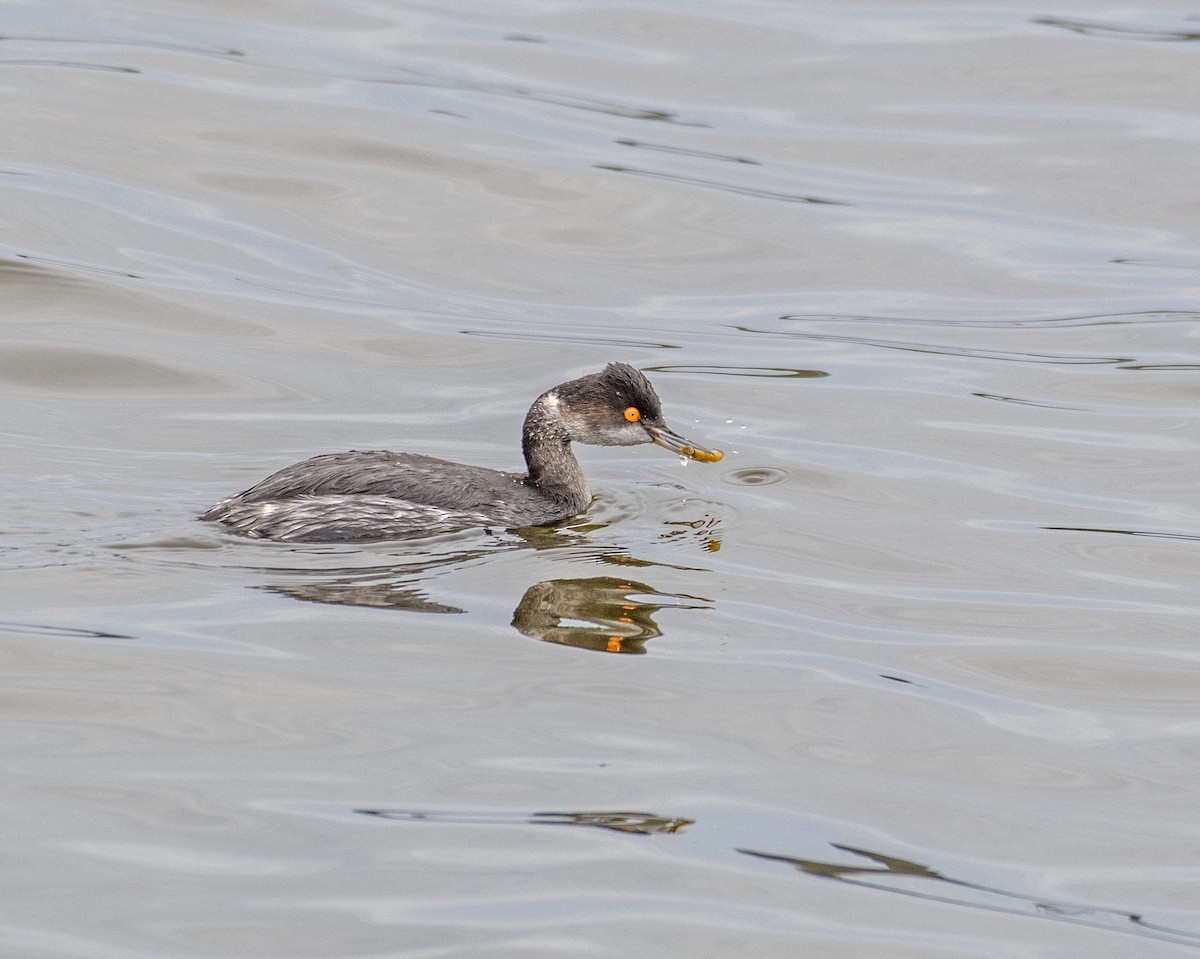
1032, 16, 1200, 43
375, 68, 710, 127
348, 803, 1200, 950
615, 138, 761, 166
358, 808, 693, 835
1119, 363, 1200, 371
0, 620, 133, 640
0, 31, 243, 58
972, 392, 1085, 411
460, 328, 680, 350
738, 325, 1130, 365
742, 845, 1200, 951
646, 364, 828, 379
595, 164, 848, 206
3, 250, 141, 280
1043, 526, 1200, 544
0, 60, 139, 73
777, 310, 1200, 329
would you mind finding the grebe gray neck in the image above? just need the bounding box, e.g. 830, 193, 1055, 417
521, 390, 590, 511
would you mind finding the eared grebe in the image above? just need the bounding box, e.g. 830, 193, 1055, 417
202, 363, 722, 543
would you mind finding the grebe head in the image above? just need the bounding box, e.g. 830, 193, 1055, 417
529, 363, 723, 461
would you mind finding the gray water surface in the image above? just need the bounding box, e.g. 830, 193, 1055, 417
4, 1, 1200, 956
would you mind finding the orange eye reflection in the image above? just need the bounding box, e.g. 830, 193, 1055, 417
624, 407, 641, 422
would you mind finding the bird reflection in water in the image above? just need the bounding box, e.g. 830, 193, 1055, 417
270, 570, 708, 652
511, 576, 711, 654
252, 518, 718, 652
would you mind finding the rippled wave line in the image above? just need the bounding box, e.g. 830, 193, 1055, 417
1032, 16, 1200, 42
735, 326, 1128, 365
596, 164, 848, 205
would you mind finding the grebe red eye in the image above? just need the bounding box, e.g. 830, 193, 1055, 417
624, 407, 640, 422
